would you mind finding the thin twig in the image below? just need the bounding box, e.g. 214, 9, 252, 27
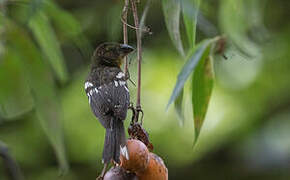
122, 0, 129, 74
120, 16, 152, 34
139, 0, 152, 38
130, 0, 142, 121
0, 141, 24, 180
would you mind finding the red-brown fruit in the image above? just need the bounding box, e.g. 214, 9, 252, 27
137, 152, 168, 180
120, 139, 150, 173
103, 166, 138, 180
128, 122, 154, 151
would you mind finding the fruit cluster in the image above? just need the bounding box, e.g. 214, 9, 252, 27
104, 139, 168, 180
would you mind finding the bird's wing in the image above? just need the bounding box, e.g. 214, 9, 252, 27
87, 80, 130, 128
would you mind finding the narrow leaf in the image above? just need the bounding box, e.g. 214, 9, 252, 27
162, 0, 185, 57
26, 0, 44, 21
0, 49, 34, 119
29, 12, 68, 83
139, 0, 152, 38
7, 21, 68, 172
44, 1, 93, 61
167, 39, 213, 109
174, 89, 184, 126
219, 0, 259, 58
45, 1, 82, 38
192, 55, 214, 144
182, 0, 200, 48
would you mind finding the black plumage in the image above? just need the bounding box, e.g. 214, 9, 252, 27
85, 43, 134, 164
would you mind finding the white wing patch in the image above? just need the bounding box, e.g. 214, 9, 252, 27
86, 81, 129, 104
118, 80, 129, 92
114, 81, 119, 87
84, 81, 93, 90
86, 87, 99, 103
116, 72, 125, 79
119, 81, 126, 86
120, 145, 129, 160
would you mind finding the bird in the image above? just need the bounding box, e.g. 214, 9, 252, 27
84, 42, 134, 173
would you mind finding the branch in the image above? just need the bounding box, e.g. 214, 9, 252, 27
121, 16, 152, 34
0, 141, 24, 180
122, 0, 129, 74
130, 0, 142, 119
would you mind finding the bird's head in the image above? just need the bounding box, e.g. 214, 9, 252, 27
93, 42, 134, 67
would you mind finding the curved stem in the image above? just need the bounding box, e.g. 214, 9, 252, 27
122, 0, 129, 74
130, 0, 142, 112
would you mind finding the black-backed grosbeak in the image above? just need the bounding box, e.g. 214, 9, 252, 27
85, 43, 134, 165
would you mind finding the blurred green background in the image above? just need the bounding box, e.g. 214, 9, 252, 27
1, 0, 290, 179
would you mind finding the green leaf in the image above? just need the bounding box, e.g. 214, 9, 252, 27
192, 55, 214, 144
167, 39, 214, 109
139, 0, 152, 38
162, 0, 185, 57
44, 1, 93, 60
182, 0, 200, 48
0, 49, 34, 119
45, 1, 82, 38
174, 89, 184, 126
7, 21, 68, 173
26, 0, 45, 21
28, 11, 68, 83
219, 0, 260, 58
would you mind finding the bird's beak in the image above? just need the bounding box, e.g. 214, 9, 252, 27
120, 44, 134, 54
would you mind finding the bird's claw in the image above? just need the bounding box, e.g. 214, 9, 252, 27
135, 105, 144, 124
128, 102, 136, 123
128, 103, 144, 124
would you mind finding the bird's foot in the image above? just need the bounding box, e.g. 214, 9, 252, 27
128, 104, 144, 124
135, 105, 144, 124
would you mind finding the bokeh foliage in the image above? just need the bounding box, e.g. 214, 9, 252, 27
1, 0, 290, 179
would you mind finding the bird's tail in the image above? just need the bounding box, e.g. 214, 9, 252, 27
103, 117, 128, 164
